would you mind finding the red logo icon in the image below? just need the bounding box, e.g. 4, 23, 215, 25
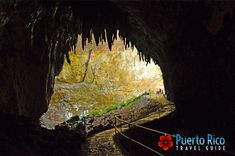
158, 135, 174, 151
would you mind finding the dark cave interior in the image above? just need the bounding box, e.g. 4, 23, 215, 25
0, 0, 235, 155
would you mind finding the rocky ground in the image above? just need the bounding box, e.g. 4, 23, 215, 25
81, 129, 125, 156
40, 80, 164, 129
53, 94, 175, 156
55, 94, 172, 137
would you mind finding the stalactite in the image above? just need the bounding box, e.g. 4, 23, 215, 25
65, 46, 71, 64
93, 30, 100, 46
13, 0, 155, 74
131, 42, 135, 51
82, 34, 86, 50
106, 28, 114, 51
138, 51, 142, 62
101, 29, 106, 43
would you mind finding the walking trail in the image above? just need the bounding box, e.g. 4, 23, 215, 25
80, 104, 175, 156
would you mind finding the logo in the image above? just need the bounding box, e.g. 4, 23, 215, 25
157, 135, 174, 151
175, 134, 226, 151
157, 134, 226, 152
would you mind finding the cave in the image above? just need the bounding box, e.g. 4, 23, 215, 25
0, 0, 235, 156
40, 33, 166, 129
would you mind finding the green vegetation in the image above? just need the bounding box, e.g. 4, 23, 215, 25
89, 96, 138, 116
40, 34, 165, 129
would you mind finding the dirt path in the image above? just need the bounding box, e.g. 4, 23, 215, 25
80, 104, 175, 156
81, 128, 125, 156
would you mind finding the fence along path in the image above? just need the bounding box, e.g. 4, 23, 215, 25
114, 104, 175, 156
114, 106, 235, 156
80, 99, 175, 156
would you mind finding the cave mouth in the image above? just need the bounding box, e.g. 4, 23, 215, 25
40, 32, 167, 129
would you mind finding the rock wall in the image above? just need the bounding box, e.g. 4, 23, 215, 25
0, 8, 54, 119
0, 0, 235, 129
115, 1, 235, 128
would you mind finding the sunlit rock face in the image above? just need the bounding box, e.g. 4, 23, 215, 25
41, 34, 164, 128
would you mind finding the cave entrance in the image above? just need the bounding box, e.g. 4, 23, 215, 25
40, 32, 167, 129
